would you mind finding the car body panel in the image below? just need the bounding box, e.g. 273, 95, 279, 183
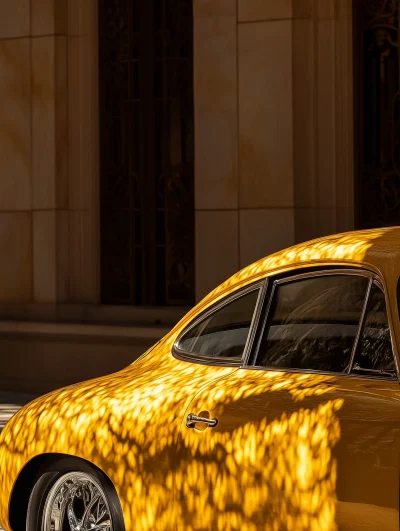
0, 339, 237, 530
178, 369, 400, 530
1, 227, 400, 530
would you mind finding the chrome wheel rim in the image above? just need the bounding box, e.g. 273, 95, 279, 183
42, 472, 112, 531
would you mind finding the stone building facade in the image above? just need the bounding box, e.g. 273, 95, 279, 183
0, 0, 398, 393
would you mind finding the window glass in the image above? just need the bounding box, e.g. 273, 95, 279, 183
177, 288, 260, 359
352, 282, 396, 375
256, 275, 369, 372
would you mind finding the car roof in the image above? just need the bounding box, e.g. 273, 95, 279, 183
203, 227, 400, 306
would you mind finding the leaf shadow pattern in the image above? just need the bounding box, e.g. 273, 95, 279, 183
2, 227, 400, 530
0, 344, 344, 531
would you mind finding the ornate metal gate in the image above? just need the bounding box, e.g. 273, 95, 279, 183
353, 0, 400, 228
99, 0, 195, 306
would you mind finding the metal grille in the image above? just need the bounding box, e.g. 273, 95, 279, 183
354, 0, 400, 228
99, 0, 195, 306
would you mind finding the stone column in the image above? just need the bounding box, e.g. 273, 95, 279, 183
194, 0, 298, 300
0, 0, 100, 308
67, 0, 100, 303
194, 0, 240, 300
238, 0, 296, 269
193, 0, 355, 301
294, 0, 355, 242
0, 1, 34, 303
31, 0, 69, 303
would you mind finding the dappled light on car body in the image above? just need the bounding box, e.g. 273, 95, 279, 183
1, 227, 400, 530
0, 350, 343, 530
203, 229, 388, 307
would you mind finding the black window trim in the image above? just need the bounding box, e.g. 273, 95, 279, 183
172, 279, 268, 366
246, 268, 399, 381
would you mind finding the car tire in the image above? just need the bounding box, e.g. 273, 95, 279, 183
26, 457, 125, 531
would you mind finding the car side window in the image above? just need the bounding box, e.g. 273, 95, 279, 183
351, 282, 396, 376
176, 287, 260, 359
255, 274, 369, 373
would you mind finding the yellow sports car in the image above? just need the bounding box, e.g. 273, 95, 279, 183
2, 228, 400, 530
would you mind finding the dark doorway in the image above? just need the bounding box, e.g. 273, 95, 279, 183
353, 0, 400, 228
98, 0, 195, 306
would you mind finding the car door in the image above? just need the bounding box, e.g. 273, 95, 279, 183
176, 269, 400, 530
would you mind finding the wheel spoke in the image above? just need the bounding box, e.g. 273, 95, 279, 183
81, 492, 100, 528
97, 504, 107, 521
41, 472, 113, 531
87, 522, 112, 531
67, 500, 80, 531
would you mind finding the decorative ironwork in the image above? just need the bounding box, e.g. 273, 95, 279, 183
354, 0, 400, 228
99, 0, 195, 306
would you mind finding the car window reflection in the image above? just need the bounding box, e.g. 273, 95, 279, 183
178, 289, 260, 358
352, 282, 396, 375
257, 275, 369, 372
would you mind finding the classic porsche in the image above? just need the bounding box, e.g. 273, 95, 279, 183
1, 227, 400, 530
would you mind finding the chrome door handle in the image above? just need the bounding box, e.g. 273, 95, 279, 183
186, 413, 218, 429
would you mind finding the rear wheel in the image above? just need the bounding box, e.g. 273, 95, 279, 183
26, 457, 125, 531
